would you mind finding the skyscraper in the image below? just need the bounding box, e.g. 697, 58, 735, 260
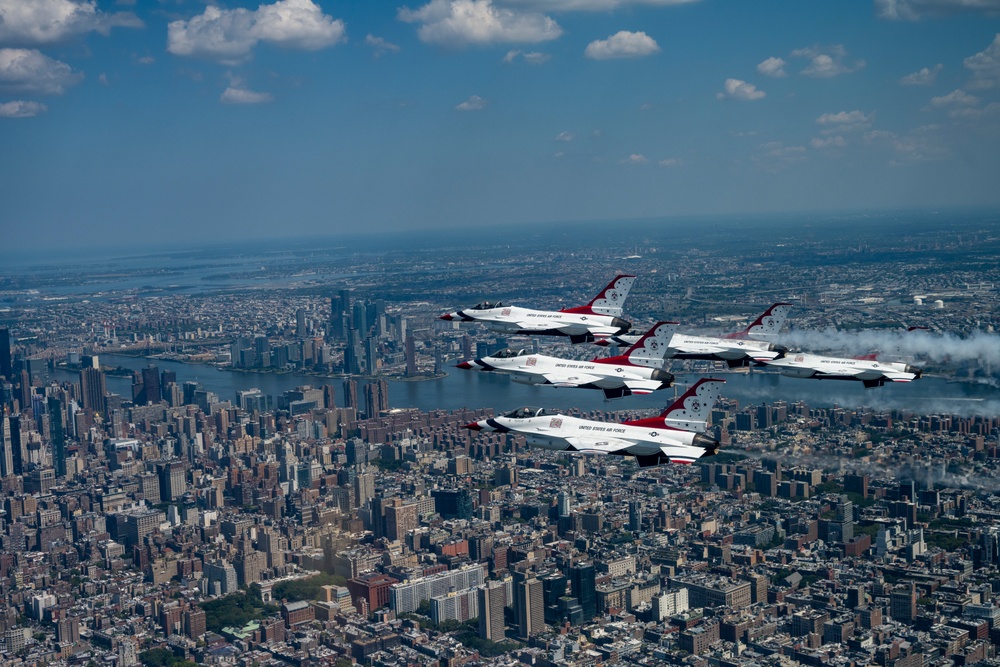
405, 332, 416, 377
364, 380, 389, 419
0, 415, 16, 478
0, 327, 11, 379
344, 329, 362, 375
517, 577, 544, 638
570, 562, 596, 621
343, 379, 359, 412
478, 581, 506, 641
80, 366, 107, 414
48, 396, 67, 478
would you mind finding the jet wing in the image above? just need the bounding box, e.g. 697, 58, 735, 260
540, 371, 604, 388
880, 371, 916, 383
562, 435, 646, 457
622, 379, 665, 395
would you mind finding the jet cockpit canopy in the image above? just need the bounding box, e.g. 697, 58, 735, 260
503, 406, 559, 419
472, 300, 503, 310
491, 348, 529, 359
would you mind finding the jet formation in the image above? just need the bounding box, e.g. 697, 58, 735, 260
448, 274, 925, 468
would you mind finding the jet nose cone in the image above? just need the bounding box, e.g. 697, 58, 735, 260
440, 313, 454, 321
465, 421, 483, 431
771, 344, 789, 358
456, 361, 473, 370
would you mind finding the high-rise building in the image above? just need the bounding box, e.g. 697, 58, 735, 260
344, 329, 362, 375
158, 461, 185, 502
517, 577, 545, 638
364, 336, 379, 375
343, 379, 359, 412
364, 379, 389, 418
0, 327, 12, 379
354, 472, 375, 507
296, 308, 307, 337
629, 501, 643, 532
80, 366, 107, 414
384, 499, 418, 543
890, 582, 917, 623
478, 581, 505, 641
0, 415, 17, 478
141, 365, 161, 404
405, 332, 416, 376
558, 492, 572, 517
570, 562, 596, 621
47, 396, 67, 478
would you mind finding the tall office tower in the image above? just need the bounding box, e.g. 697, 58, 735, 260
890, 582, 917, 623
160, 370, 177, 398
558, 492, 572, 518
0, 415, 15, 477
296, 308, 307, 337
343, 378, 359, 412
80, 366, 107, 414
364, 336, 379, 375
478, 581, 506, 641
8, 415, 23, 475
140, 365, 161, 404
570, 562, 596, 621
48, 397, 67, 477
366, 379, 389, 418
405, 332, 416, 377
354, 472, 375, 507
462, 335, 473, 362
182, 381, 200, 406
385, 499, 419, 543
0, 327, 11, 379
517, 577, 545, 638
158, 461, 186, 502
629, 501, 643, 532
352, 301, 368, 336
323, 384, 337, 409
330, 289, 352, 339
344, 329, 362, 375
254, 336, 271, 368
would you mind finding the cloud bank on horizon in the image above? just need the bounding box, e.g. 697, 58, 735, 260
2, 0, 1000, 247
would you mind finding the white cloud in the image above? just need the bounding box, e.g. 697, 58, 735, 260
584, 30, 659, 59
503, 0, 700, 9
899, 64, 942, 85
658, 157, 682, 167
621, 153, 648, 164
503, 49, 550, 63
948, 101, 1000, 119
716, 78, 765, 100
757, 56, 786, 77
398, 0, 561, 47
554, 131, 575, 142
876, 0, 1000, 20
0, 0, 142, 45
366, 34, 401, 56
816, 110, 871, 125
753, 141, 806, 171
964, 33, 1000, 89
136, 55, 155, 65
456, 94, 486, 110
220, 85, 274, 104
810, 135, 846, 149
863, 127, 947, 163
168, 0, 345, 62
791, 44, 865, 78
930, 88, 979, 106
0, 48, 82, 94
0, 100, 47, 117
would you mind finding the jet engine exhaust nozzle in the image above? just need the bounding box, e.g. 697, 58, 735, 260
650, 370, 674, 385
611, 317, 631, 334
771, 344, 789, 358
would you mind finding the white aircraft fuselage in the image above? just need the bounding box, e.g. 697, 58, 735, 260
466, 378, 725, 467
762, 352, 922, 388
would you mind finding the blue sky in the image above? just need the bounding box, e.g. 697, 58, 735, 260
2, 0, 1000, 250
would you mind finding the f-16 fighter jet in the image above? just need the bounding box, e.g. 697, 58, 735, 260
465, 378, 724, 468
456, 322, 678, 400
759, 352, 922, 388
596, 303, 791, 368
440, 275, 635, 344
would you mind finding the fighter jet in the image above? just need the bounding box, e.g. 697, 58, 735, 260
440, 275, 635, 344
465, 378, 724, 468
759, 352, 922, 388
456, 322, 678, 400
597, 303, 792, 368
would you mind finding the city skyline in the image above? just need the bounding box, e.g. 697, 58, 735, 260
2, 0, 1000, 250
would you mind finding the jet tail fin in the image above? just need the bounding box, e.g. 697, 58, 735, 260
561, 275, 636, 317
725, 302, 792, 340
593, 321, 677, 367
622, 378, 724, 433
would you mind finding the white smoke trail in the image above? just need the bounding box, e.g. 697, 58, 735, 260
780, 328, 1000, 367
